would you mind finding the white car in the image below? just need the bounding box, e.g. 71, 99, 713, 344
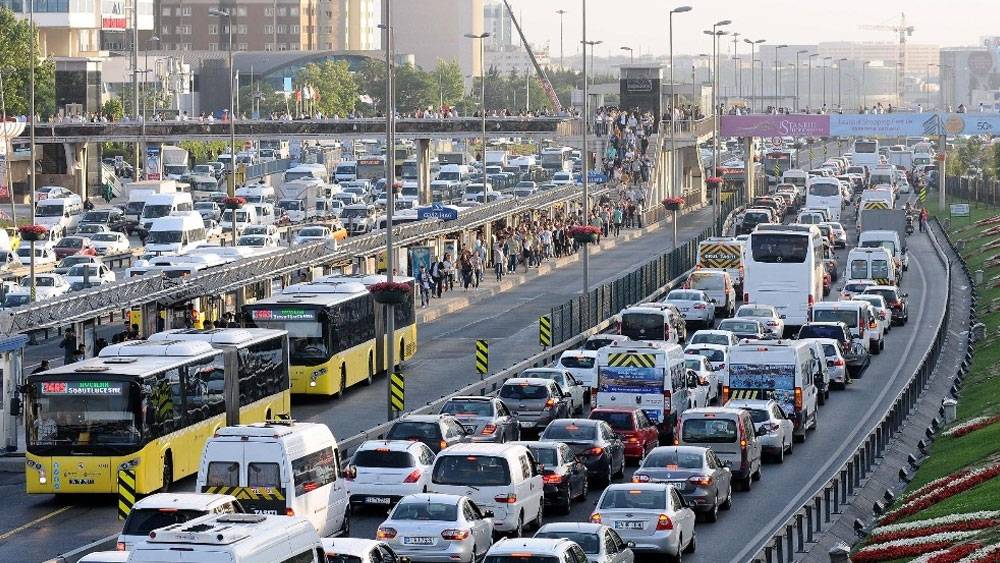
688, 330, 739, 348
89, 231, 131, 255
520, 368, 587, 416
591, 483, 697, 558
725, 398, 794, 463
16, 245, 56, 266
117, 493, 242, 552
75, 223, 111, 236
684, 354, 719, 405
841, 280, 877, 300
534, 523, 636, 563
662, 289, 716, 327
320, 539, 402, 563
18, 272, 71, 300
852, 294, 892, 335
551, 172, 573, 185
684, 344, 730, 395
377, 494, 495, 563
293, 225, 334, 245
65, 263, 116, 289
54, 255, 102, 275
237, 234, 279, 248
555, 349, 599, 393
814, 338, 849, 389
346, 440, 436, 508
735, 304, 785, 338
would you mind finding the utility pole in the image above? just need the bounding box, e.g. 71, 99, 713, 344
555, 9, 567, 70
29, 0, 37, 302
382, 0, 397, 421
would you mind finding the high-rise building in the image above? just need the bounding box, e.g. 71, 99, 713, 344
817, 42, 939, 76
156, 0, 320, 52
940, 46, 1000, 110
2, 0, 154, 57
392, 0, 484, 79
483, 0, 513, 49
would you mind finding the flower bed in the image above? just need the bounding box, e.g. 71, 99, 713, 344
918, 543, 983, 563
867, 517, 1000, 544
957, 543, 1000, 562
705, 176, 724, 189
223, 196, 247, 208
901, 470, 976, 503
853, 531, 980, 562
662, 196, 685, 211
881, 464, 1000, 525
870, 511, 1000, 538
943, 415, 1000, 438
568, 225, 602, 244
368, 281, 412, 304
18, 224, 49, 241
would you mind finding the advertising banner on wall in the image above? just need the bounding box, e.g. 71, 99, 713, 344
722, 112, 1000, 138
828, 114, 941, 137
101, 0, 128, 31
144, 146, 162, 181
719, 115, 829, 137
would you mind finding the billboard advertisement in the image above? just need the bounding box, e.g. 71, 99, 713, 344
720, 115, 829, 138
101, 0, 128, 31
144, 146, 161, 181
828, 113, 941, 137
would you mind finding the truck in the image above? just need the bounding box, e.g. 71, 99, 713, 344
161, 145, 190, 180
438, 152, 468, 166
123, 180, 179, 233
857, 208, 907, 251
276, 179, 324, 223
485, 150, 509, 168
596, 340, 689, 442
887, 149, 914, 171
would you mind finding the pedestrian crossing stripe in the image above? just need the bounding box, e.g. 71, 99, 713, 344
476, 340, 489, 375
539, 315, 552, 347
117, 469, 136, 521
390, 372, 405, 412
201, 486, 287, 501
728, 388, 773, 400
607, 353, 656, 368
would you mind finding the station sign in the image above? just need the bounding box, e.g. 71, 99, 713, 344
417, 203, 459, 221
250, 308, 317, 322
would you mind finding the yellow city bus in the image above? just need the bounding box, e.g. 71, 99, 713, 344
244, 274, 417, 396
24, 329, 290, 495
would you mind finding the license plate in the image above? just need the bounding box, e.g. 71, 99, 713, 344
365, 496, 391, 505
615, 521, 645, 530
520, 421, 534, 428
404, 537, 435, 545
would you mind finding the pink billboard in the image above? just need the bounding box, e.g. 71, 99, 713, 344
720, 115, 830, 137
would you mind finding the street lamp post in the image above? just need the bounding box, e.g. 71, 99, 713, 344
668, 4, 692, 216
795, 50, 808, 112
380, 0, 398, 420
706, 19, 731, 234
773, 45, 787, 112
464, 32, 491, 189
822, 56, 832, 109
744, 39, 764, 112
555, 9, 567, 70
808, 53, 818, 111
837, 57, 848, 110
580, 0, 590, 294
863, 61, 871, 110
730, 32, 740, 99
28, 0, 37, 302
620, 46, 634, 64
209, 8, 237, 249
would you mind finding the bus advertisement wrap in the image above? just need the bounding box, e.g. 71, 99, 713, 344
598, 366, 664, 423
729, 363, 796, 414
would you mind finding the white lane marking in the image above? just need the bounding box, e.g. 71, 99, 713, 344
0, 506, 73, 543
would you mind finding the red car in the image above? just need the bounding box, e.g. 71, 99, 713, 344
52, 236, 97, 260
589, 407, 660, 462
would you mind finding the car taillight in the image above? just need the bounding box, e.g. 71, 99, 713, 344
441, 529, 471, 540
656, 514, 674, 530
722, 386, 730, 403
377, 527, 398, 540
403, 469, 422, 483
544, 398, 556, 408
688, 475, 714, 487
627, 436, 640, 443
891, 302, 902, 310
590, 513, 602, 524
795, 387, 803, 410
542, 473, 563, 484
286, 508, 295, 516
832, 358, 845, 367
869, 320, 877, 329
766, 320, 778, 326
481, 423, 498, 435
495, 493, 518, 504
632, 473, 651, 483
743, 292, 749, 303
585, 447, 605, 456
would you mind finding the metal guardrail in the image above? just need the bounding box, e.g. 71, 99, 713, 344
744, 218, 955, 563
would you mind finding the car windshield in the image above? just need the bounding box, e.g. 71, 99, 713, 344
844, 283, 872, 293
668, 291, 701, 301
812, 309, 858, 327
83, 211, 110, 223
589, 411, 634, 431
387, 421, 440, 441
643, 450, 704, 469
799, 326, 846, 340
743, 211, 769, 223
91, 233, 119, 242
543, 423, 597, 441
583, 338, 617, 351
535, 532, 600, 554
690, 333, 729, 346
747, 409, 771, 423
500, 384, 549, 400
441, 399, 493, 417
123, 508, 208, 536
685, 359, 705, 371
527, 446, 558, 467
809, 183, 841, 197
25, 276, 57, 287
620, 313, 663, 340
391, 501, 458, 521
690, 348, 725, 363
57, 238, 82, 248
67, 265, 101, 277
599, 488, 666, 510
432, 455, 510, 486
718, 321, 758, 333
354, 449, 415, 468
682, 418, 737, 443
865, 289, 897, 303
689, 274, 725, 290
36, 205, 64, 217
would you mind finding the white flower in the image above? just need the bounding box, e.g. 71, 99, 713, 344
886, 464, 1000, 520
855, 531, 980, 556
871, 511, 1000, 536
956, 542, 1000, 563
911, 547, 953, 563
943, 416, 992, 437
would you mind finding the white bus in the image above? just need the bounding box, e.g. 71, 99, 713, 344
805, 177, 844, 221
781, 169, 809, 190
743, 224, 825, 330
852, 139, 880, 169
540, 147, 572, 173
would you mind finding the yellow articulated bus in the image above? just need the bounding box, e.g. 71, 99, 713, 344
243, 274, 417, 396
24, 328, 291, 495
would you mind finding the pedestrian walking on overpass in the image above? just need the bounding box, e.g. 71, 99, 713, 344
613, 206, 624, 237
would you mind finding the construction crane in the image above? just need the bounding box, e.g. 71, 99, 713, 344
502, 0, 563, 112
859, 13, 915, 105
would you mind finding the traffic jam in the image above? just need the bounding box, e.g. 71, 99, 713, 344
19, 135, 924, 563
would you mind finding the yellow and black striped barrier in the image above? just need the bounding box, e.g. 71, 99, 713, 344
118, 469, 136, 520
919, 186, 927, 203
475, 340, 489, 375
201, 486, 286, 501
607, 353, 656, 368
389, 372, 405, 413
539, 315, 552, 347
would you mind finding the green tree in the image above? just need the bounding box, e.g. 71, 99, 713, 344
102, 97, 124, 121
394, 63, 435, 113
430, 59, 465, 108
296, 60, 359, 116
179, 140, 231, 164
0, 7, 55, 117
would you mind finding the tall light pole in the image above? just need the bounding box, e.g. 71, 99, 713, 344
773, 44, 787, 111
131, 0, 140, 179
744, 39, 764, 112
863, 61, 871, 110
380, 0, 398, 420
465, 32, 491, 187
730, 32, 740, 98
580, 0, 590, 294
0, 67, 15, 227
210, 7, 237, 249
706, 19, 731, 233
837, 57, 848, 110
668, 4, 692, 213
808, 53, 818, 111
555, 9, 567, 69
795, 50, 808, 112
620, 46, 634, 64
583, 40, 602, 89
822, 56, 832, 109
28, 0, 37, 302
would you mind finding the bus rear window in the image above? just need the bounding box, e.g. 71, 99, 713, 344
750, 234, 808, 263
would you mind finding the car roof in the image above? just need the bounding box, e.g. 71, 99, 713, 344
133, 492, 236, 510
724, 398, 776, 410
683, 406, 747, 417
357, 439, 427, 452
438, 443, 528, 456
490, 538, 576, 556
320, 538, 386, 557
396, 414, 447, 423
503, 377, 555, 386
560, 349, 599, 358
394, 493, 463, 505
590, 406, 640, 414
647, 445, 709, 456
537, 522, 607, 534
548, 418, 600, 427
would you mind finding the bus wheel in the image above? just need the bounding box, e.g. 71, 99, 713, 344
365, 353, 374, 386
161, 454, 173, 492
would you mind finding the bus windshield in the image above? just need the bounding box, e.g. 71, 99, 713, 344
28, 379, 140, 450
750, 234, 809, 263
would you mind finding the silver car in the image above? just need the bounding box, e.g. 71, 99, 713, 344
520, 368, 586, 416
535, 523, 635, 563
816, 337, 849, 389
439, 396, 520, 443
498, 378, 572, 432
725, 399, 794, 463
377, 494, 495, 563
632, 446, 734, 522
662, 289, 716, 327
590, 483, 697, 558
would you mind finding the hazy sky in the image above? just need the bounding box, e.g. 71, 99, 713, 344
501, 0, 1000, 58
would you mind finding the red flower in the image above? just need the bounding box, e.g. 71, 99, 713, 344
368, 281, 412, 294
853, 541, 953, 562
928, 543, 983, 563
568, 225, 602, 237
222, 196, 247, 207
662, 196, 685, 207
946, 415, 1000, 438
868, 520, 1000, 544
881, 465, 1000, 525
18, 224, 49, 236
706, 176, 724, 186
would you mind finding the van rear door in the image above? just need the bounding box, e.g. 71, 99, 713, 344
239, 442, 289, 517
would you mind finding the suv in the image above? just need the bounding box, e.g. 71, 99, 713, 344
797, 322, 870, 377
738, 208, 774, 235
79, 207, 129, 233
864, 285, 908, 325
498, 377, 573, 433
385, 414, 471, 453
485, 538, 589, 563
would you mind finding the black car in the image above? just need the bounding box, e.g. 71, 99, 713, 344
540, 419, 625, 486
512, 441, 588, 514
80, 207, 129, 234
797, 322, 870, 376
385, 414, 471, 453
864, 286, 909, 325
738, 209, 774, 235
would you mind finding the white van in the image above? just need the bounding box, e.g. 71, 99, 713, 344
221, 204, 259, 236
596, 340, 690, 442
146, 212, 208, 255
677, 407, 762, 491
726, 340, 819, 443
252, 202, 277, 226
127, 513, 323, 563
236, 184, 277, 205
428, 443, 543, 535
35, 197, 84, 236
335, 161, 358, 183
197, 422, 349, 538
285, 164, 329, 184
140, 193, 195, 232
846, 247, 898, 286
859, 230, 907, 271
860, 189, 894, 210
810, 300, 882, 353
117, 492, 242, 551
